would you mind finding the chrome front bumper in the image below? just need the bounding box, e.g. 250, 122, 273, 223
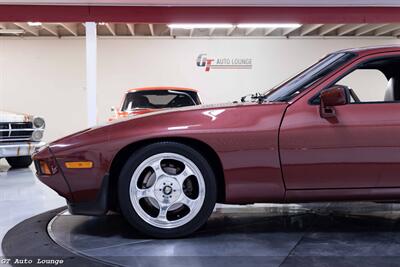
0, 141, 46, 158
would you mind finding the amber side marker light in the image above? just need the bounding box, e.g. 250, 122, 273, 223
65, 161, 93, 169
39, 160, 52, 175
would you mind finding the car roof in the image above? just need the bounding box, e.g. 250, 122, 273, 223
127, 87, 198, 93
335, 45, 400, 56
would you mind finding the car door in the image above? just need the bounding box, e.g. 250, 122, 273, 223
280, 52, 400, 190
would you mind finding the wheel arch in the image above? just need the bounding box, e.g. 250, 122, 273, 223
107, 137, 226, 211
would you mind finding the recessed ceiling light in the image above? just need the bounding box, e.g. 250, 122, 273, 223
0, 29, 24, 34
168, 24, 233, 29
27, 22, 42, 27
237, 23, 301, 28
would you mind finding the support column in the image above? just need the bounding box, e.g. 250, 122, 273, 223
85, 22, 97, 127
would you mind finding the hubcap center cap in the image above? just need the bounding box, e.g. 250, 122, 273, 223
154, 177, 181, 203
163, 185, 172, 195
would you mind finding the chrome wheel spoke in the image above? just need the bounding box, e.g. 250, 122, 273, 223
157, 204, 170, 223
174, 167, 194, 186
151, 159, 167, 179
135, 187, 155, 199
177, 194, 196, 211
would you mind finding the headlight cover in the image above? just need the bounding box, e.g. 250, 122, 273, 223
33, 116, 45, 128
32, 130, 44, 141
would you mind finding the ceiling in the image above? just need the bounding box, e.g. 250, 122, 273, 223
1, 22, 400, 38
0, 0, 399, 6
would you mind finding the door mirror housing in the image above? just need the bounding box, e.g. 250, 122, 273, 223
319, 85, 348, 118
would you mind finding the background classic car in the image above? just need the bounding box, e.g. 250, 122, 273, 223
109, 87, 201, 121
0, 110, 45, 168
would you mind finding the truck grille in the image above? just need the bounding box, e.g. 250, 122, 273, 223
0, 122, 33, 142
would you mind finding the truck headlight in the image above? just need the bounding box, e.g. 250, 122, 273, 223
33, 117, 45, 128
32, 130, 44, 141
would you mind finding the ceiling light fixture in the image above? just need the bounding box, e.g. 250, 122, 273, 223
168, 24, 233, 29
27, 22, 42, 27
0, 29, 24, 34
237, 23, 301, 28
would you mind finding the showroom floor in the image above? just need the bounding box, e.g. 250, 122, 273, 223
0, 160, 65, 257
4, 160, 400, 266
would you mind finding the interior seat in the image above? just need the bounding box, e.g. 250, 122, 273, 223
133, 95, 152, 108
384, 77, 400, 101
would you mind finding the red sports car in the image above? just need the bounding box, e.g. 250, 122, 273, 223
108, 87, 201, 121
34, 45, 400, 238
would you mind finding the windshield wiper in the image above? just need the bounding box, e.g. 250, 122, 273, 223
240, 92, 265, 104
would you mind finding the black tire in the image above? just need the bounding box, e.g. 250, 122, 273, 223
6, 156, 33, 169
118, 142, 217, 238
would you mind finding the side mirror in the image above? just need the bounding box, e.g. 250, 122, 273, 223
319, 85, 348, 118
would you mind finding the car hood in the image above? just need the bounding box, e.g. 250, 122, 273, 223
108, 102, 262, 123
0, 110, 32, 123
49, 101, 288, 151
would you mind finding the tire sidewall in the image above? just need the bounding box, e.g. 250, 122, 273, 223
118, 142, 217, 238
6, 156, 33, 168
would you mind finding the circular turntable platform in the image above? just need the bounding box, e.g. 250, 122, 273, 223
47, 202, 400, 267
5, 203, 400, 267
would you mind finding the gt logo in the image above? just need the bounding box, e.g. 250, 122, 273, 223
196, 53, 214, 72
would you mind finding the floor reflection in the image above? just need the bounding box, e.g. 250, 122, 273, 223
49, 202, 400, 266
0, 160, 65, 257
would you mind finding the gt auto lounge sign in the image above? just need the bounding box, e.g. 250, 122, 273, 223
196, 53, 252, 72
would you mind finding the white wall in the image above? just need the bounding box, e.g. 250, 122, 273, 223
1, 37, 399, 142
0, 38, 86, 141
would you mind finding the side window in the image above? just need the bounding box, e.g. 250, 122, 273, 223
334, 69, 388, 103
312, 56, 400, 105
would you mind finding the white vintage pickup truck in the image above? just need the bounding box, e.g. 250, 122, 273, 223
0, 111, 45, 168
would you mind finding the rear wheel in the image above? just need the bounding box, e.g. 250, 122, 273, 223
6, 156, 33, 169
118, 142, 217, 238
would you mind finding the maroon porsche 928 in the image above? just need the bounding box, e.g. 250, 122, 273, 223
34, 45, 400, 238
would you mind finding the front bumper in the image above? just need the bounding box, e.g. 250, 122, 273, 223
0, 141, 46, 158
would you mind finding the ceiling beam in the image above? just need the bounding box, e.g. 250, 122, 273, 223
337, 24, 364, 36
59, 23, 77, 36
14, 22, 39, 36
355, 24, 387, 36
375, 24, 400, 36
245, 27, 256, 36
318, 24, 344, 35
282, 26, 298, 36
42, 24, 58, 36
264, 27, 276, 36
392, 29, 400, 37
105, 23, 116, 36
226, 26, 236, 36
300, 24, 323, 36
209, 28, 216, 36
149, 23, 154, 36
127, 23, 135, 36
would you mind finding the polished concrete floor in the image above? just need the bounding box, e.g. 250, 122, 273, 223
0, 159, 65, 257
4, 159, 400, 266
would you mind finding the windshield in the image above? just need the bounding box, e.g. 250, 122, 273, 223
121, 90, 200, 111
262, 52, 355, 102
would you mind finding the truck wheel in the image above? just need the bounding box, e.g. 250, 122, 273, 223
6, 156, 33, 169
118, 142, 217, 238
